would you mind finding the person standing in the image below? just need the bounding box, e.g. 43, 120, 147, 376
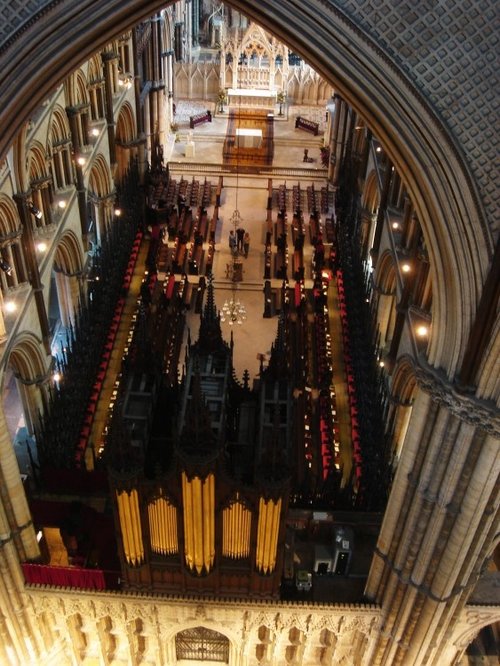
236, 226, 245, 252
243, 231, 250, 258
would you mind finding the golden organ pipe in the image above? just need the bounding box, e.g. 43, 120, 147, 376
203, 478, 210, 569
193, 477, 203, 573
208, 474, 215, 566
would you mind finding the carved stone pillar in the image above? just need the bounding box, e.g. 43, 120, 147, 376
102, 51, 118, 166
365, 362, 500, 665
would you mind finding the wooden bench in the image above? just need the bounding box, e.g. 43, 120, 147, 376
189, 110, 212, 129
295, 116, 319, 135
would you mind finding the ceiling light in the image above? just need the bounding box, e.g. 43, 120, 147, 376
401, 263, 411, 273
36, 242, 47, 252
76, 156, 86, 166
4, 301, 16, 313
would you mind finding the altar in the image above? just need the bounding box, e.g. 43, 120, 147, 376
236, 128, 263, 148
227, 88, 277, 108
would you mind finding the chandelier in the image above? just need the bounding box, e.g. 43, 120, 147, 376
221, 288, 246, 325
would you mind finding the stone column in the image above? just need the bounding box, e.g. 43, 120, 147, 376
365, 363, 500, 665
102, 51, 118, 167
0, 289, 6, 341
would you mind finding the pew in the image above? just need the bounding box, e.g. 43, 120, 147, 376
295, 116, 319, 135
189, 109, 212, 128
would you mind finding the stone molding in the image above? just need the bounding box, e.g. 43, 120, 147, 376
413, 357, 500, 438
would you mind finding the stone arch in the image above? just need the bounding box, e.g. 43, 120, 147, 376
75, 70, 89, 106
1, 0, 490, 377
51, 230, 85, 327
87, 153, 114, 243
451, 609, 500, 665
169, 622, 235, 664
47, 105, 73, 191
363, 169, 380, 216
374, 250, 398, 352
87, 55, 106, 122
4, 331, 51, 434
386, 356, 418, 466
115, 101, 137, 178
0, 195, 27, 297
27, 140, 54, 227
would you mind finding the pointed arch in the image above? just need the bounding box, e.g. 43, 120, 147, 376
5, 331, 51, 433
27, 141, 48, 181
88, 153, 113, 198
115, 102, 136, 145
87, 153, 114, 243
53, 230, 84, 276
115, 102, 137, 179
47, 105, 73, 191
87, 55, 103, 84
0, 195, 27, 294
386, 356, 418, 466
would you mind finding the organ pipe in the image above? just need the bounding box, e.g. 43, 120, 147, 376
182, 472, 215, 574
116, 489, 144, 566
256, 497, 282, 574
148, 496, 178, 555
223, 501, 251, 558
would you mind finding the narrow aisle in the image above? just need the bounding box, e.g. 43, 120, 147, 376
327, 276, 353, 486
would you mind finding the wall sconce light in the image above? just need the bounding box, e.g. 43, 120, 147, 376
76, 156, 86, 167
376, 146, 382, 153
401, 262, 411, 273
91, 128, 99, 137
36, 242, 47, 252
57, 200, 67, 209
28, 203, 42, 219
114, 208, 122, 217
4, 300, 16, 313
392, 222, 400, 230
416, 325, 429, 338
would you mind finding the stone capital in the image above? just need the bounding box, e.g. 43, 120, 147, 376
414, 358, 500, 438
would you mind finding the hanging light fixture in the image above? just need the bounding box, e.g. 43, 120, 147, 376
220, 288, 246, 326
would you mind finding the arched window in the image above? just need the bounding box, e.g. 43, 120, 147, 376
87, 56, 106, 121
0, 197, 28, 293
175, 626, 229, 663
28, 143, 55, 228
48, 107, 74, 191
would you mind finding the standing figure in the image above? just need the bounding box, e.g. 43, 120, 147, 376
236, 227, 245, 252
243, 231, 250, 258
